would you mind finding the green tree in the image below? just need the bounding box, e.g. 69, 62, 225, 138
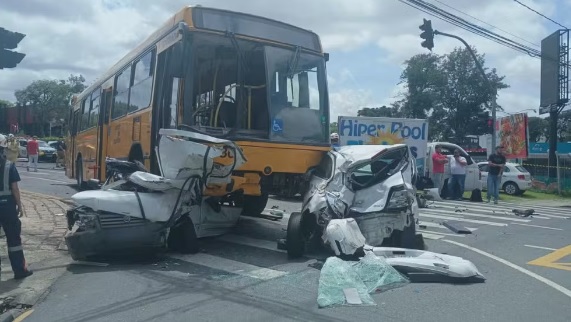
0, 99, 14, 108
329, 122, 338, 134
398, 47, 508, 141
14, 74, 86, 136
357, 105, 400, 117
527, 116, 548, 142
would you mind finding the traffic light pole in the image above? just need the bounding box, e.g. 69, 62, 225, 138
434, 30, 498, 151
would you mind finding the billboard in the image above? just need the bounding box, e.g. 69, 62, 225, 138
337, 116, 428, 171
540, 31, 561, 113
496, 113, 529, 159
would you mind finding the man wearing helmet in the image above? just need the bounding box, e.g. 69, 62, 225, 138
330, 133, 340, 148
0, 134, 33, 280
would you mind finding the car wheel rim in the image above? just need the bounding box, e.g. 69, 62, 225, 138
506, 185, 516, 194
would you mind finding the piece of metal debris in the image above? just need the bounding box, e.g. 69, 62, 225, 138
442, 221, 472, 234
512, 209, 534, 217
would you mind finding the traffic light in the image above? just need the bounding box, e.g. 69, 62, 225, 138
0, 27, 26, 69
419, 19, 434, 51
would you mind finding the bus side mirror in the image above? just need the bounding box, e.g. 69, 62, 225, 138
324, 52, 329, 62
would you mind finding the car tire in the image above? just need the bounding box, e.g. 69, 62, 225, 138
168, 216, 200, 254
76, 158, 86, 190
286, 212, 306, 259
503, 182, 520, 196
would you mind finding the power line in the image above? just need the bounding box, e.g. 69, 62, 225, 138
399, 0, 541, 57
431, 0, 539, 47
512, 0, 568, 29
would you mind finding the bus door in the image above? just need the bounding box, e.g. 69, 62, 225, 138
150, 42, 186, 174
67, 109, 80, 178
97, 85, 113, 180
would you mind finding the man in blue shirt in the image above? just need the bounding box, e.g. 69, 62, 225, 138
0, 134, 33, 280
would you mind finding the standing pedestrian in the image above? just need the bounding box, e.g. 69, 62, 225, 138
487, 146, 506, 204
27, 135, 39, 172
54, 138, 66, 169
330, 133, 340, 149
431, 145, 448, 194
448, 149, 468, 201
0, 134, 33, 280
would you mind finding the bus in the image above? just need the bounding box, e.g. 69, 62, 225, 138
65, 6, 331, 216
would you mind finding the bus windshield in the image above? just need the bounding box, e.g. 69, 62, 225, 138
187, 33, 329, 145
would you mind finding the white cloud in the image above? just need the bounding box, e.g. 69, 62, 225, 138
0, 0, 567, 126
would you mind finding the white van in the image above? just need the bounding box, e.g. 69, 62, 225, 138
425, 142, 482, 196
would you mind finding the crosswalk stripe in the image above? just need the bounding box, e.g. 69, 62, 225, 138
419, 213, 508, 227
511, 223, 564, 231
169, 253, 288, 280
421, 208, 532, 223
419, 232, 445, 240
440, 200, 570, 219
433, 202, 549, 217
418, 229, 465, 238
218, 234, 285, 253
418, 221, 477, 231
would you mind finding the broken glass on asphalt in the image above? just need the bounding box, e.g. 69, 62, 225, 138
317, 253, 409, 308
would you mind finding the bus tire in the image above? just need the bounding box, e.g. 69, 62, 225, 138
76, 158, 86, 190
128, 144, 144, 163
240, 193, 269, 217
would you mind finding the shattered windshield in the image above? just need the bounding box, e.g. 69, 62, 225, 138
349, 147, 409, 190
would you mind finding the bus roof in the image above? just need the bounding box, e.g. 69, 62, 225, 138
72, 6, 323, 108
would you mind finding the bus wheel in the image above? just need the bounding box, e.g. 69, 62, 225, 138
76, 158, 85, 190
240, 193, 269, 217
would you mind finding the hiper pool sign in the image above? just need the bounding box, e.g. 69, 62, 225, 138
337, 116, 429, 171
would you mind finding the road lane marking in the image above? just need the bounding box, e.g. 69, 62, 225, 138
419, 221, 478, 231
169, 253, 288, 280
443, 239, 571, 299
528, 244, 571, 272
421, 208, 532, 222
218, 234, 285, 253
511, 223, 564, 231
419, 213, 508, 227
524, 245, 557, 251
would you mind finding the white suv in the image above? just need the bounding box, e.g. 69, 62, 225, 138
477, 162, 532, 195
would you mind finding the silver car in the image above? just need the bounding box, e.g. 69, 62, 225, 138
285, 144, 422, 258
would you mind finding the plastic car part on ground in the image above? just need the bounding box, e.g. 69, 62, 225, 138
368, 247, 486, 280
322, 218, 366, 256
317, 253, 410, 308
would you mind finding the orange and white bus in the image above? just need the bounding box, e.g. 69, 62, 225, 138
66, 6, 330, 216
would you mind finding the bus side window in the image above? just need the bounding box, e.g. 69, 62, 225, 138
169, 78, 180, 128
112, 66, 131, 119
80, 99, 89, 131
129, 49, 155, 113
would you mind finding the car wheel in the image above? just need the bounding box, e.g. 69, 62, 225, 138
286, 212, 306, 258
503, 182, 520, 196
168, 216, 199, 254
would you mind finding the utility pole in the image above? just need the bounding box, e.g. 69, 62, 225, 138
417, 20, 498, 149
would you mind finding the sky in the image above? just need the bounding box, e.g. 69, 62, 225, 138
1, 0, 570, 121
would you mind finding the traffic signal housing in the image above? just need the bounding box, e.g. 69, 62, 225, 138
419, 19, 434, 51
0, 27, 26, 69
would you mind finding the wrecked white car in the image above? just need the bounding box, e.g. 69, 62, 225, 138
285, 144, 423, 258
65, 129, 246, 260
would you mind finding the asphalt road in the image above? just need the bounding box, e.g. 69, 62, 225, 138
14, 165, 571, 322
